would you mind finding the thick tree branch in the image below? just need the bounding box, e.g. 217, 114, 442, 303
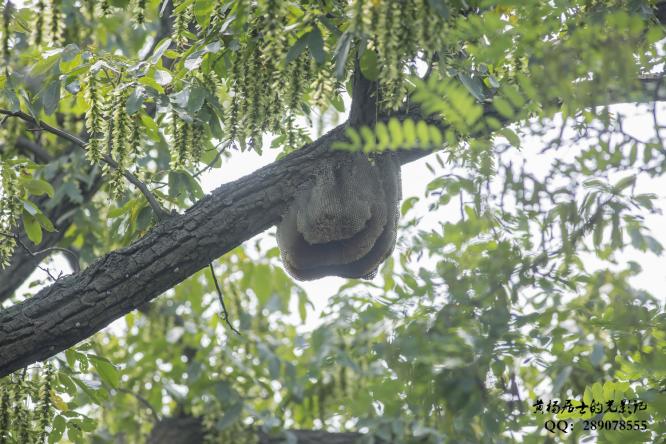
146, 415, 378, 444
0, 124, 351, 376
0, 71, 665, 376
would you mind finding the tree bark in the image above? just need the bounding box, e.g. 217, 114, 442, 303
0, 124, 435, 377
146, 415, 380, 444
0, 71, 664, 377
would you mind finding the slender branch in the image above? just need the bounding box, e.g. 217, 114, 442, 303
0, 232, 80, 271
208, 263, 240, 335
0, 110, 170, 220
0, 110, 86, 146
192, 141, 231, 179
101, 154, 171, 220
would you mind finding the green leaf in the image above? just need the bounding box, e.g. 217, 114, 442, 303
1, 89, 20, 112
252, 264, 272, 305
493, 96, 514, 118
149, 39, 173, 64
22, 213, 43, 244
388, 118, 404, 149
590, 342, 605, 367
416, 121, 430, 146
35, 211, 55, 232
429, 126, 443, 146
360, 126, 376, 152
375, 122, 390, 150
187, 86, 206, 113
42, 80, 61, 115
403, 119, 417, 147
125, 87, 144, 115
360, 50, 379, 81
22, 199, 40, 216
458, 73, 485, 101
173, 0, 195, 14
286, 34, 309, 64
645, 235, 663, 255
306, 26, 325, 64
498, 128, 520, 148
30, 53, 61, 77
184, 50, 205, 71
89, 355, 120, 389
171, 87, 190, 109
50, 415, 66, 443
22, 178, 55, 197
141, 113, 160, 141
154, 69, 173, 86
334, 32, 352, 79
612, 175, 636, 193
344, 127, 361, 150
168, 171, 187, 198
215, 401, 243, 431
427, 0, 449, 18
297, 290, 308, 323
401, 196, 419, 215
61, 43, 80, 62
193, 0, 215, 29
71, 376, 100, 403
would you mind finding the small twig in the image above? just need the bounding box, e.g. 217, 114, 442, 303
192, 141, 231, 179
0, 109, 170, 221
208, 262, 240, 336
101, 154, 170, 220
0, 231, 80, 269
0, 231, 72, 282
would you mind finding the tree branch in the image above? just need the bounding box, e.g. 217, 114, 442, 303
0, 110, 170, 220
147, 415, 377, 444
0, 71, 665, 377
0, 123, 347, 376
12, 137, 53, 163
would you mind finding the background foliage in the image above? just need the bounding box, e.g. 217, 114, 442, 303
0, 0, 665, 443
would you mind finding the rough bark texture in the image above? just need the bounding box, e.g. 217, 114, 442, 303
146, 416, 378, 444
0, 70, 664, 377
0, 124, 432, 377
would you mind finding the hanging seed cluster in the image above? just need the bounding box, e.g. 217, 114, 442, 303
132, 0, 146, 25
223, 3, 325, 152
84, 70, 105, 164
172, 0, 193, 47
0, 164, 21, 268
30, 0, 63, 47
108, 85, 132, 197
83, 68, 144, 198
0, 363, 56, 443
350, 0, 448, 110
1, 0, 11, 70
23, 0, 454, 209
170, 118, 205, 169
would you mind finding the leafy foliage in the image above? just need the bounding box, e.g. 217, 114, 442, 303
0, 0, 665, 443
